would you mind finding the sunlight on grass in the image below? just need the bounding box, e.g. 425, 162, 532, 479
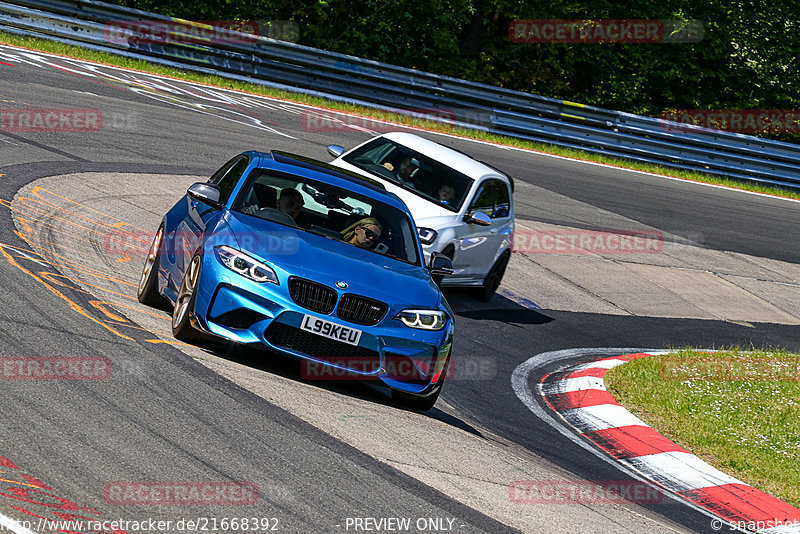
605, 348, 800, 507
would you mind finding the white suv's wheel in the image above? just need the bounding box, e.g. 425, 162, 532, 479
475, 251, 510, 302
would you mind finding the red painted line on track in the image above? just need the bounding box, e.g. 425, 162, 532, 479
582, 425, 689, 459
544, 389, 620, 411
678, 483, 800, 525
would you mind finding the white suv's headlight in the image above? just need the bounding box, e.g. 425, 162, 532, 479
215, 245, 279, 285
394, 309, 447, 330
417, 227, 438, 245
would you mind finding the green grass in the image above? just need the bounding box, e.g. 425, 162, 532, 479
2, 30, 800, 201
605, 348, 800, 507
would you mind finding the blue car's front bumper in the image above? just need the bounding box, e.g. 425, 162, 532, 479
189, 253, 453, 397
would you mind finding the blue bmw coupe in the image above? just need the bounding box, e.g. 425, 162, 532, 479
137, 150, 455, 410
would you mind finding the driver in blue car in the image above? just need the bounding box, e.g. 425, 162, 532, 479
243, 187, 304, 220
276, 188, 304, 220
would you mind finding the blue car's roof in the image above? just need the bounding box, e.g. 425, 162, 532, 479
240, 150, 408, 213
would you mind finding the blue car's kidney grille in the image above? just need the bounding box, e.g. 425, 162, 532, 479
288, 277, 337, 314
264, 322, 380, 372
337, 295, 387, 326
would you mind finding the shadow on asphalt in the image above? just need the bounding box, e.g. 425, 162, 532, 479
444, 288, 555, 326
196, 337, 485, 437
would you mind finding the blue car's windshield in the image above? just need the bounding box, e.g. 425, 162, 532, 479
232, 169, 421, 266
342, 138, 474, 212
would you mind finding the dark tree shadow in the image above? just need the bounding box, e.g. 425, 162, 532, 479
443, 287, 555, 326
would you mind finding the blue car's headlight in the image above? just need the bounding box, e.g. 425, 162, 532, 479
417, 227, 438, 245
394, 309, 447, 330
215, 245, 279, 285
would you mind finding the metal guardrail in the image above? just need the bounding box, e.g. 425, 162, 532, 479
2, 0, 800, 190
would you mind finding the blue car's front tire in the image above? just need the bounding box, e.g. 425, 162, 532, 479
391, 354, 450, 412
172, 253, 204, 343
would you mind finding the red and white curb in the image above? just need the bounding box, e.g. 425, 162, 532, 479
538, 351, 800, 533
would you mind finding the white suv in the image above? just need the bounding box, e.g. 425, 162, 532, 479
328, 132, 514, 301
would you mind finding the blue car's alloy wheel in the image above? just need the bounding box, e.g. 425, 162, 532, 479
137, 225, 167, 307
172, 254, 203, 343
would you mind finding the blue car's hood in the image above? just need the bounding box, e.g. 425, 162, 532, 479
224, 212, 440, 308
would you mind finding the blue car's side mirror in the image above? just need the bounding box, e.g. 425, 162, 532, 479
187, 182, 222, 208
429, 252, 454, 287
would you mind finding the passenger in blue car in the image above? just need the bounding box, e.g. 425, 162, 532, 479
341, 217, 382, 249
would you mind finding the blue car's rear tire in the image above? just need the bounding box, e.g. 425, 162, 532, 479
137, 225, 168, 308
172, 254, 203, 343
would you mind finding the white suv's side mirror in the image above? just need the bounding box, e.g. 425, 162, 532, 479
464, 210, 491, 226
327, 145, 345, 158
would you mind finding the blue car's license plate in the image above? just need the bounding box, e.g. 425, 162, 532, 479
300, 314, 362, 346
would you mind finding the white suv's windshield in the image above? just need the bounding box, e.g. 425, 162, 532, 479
342, 138, 474, 212
232, 169, 421, 266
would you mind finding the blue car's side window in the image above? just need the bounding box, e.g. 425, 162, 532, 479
212, 157, 249, 205
208, 157, 238, 185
